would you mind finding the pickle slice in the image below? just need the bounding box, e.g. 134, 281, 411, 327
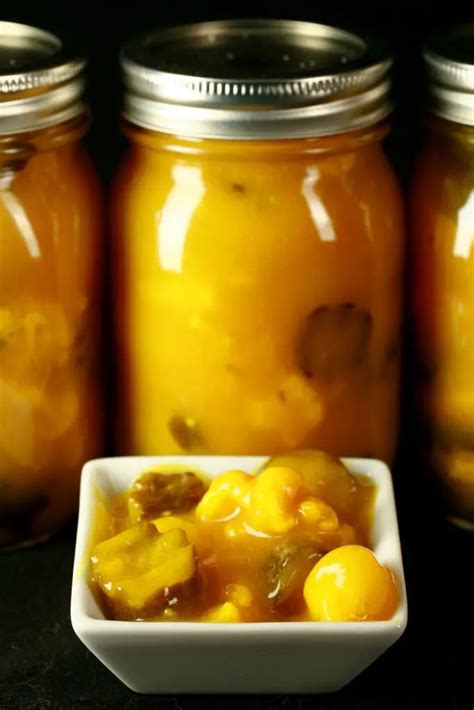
264, 541, 322, 616
128, 471, 207, 523
90, 524, 196, 620
168, 415, 205, 452
298, 303, 372, 378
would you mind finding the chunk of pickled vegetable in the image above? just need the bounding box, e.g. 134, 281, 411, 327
225, 583, 253, 608
263, 450, 360, 518
168, 415, 205, 451
298, 303, 372, 378
202, 601, 241, 623
298, 497, 339, 532
152, 515, 199, 543
196, 470, 253, 522
128, 471, 207, 523
90, 524, 196, 620
264, 541, 322, 615
247, 466, 302, 535
303, 545, 398, 621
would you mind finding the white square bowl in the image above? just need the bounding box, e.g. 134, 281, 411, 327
71, 456, 407, 694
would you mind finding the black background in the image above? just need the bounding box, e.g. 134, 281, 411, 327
1, 1, 474, 709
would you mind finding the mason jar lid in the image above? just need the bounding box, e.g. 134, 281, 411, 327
121, 19, 393, 140
0, 21, 86, 135
424, 24, 474, 126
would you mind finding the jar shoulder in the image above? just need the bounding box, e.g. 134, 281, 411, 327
114, 142, 403, 219
411, 136, 474, 238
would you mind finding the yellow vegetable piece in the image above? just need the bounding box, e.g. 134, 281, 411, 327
226, 583, 253, 608
90, 523, 195, 619
265, 450, 360, 517
152, 515, 198, 544
203, 602, 241, 623
196, 470, 253, 521
197, 463, 346, 539
303, 544, 398, 621
248, 466, 302, 535
299, 497, 339, 532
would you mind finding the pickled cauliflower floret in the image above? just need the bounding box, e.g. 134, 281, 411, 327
203, 602, 241, 623
303, 545, 398, 621
196, 465, 339, 539
298, 497, 339, 532
247, 466, 302, 534
90, 524, 196, 620
196, 463, 341, 538
196, 470, 253, 521
247, 374, 324, 448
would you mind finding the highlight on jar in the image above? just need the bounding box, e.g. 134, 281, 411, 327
112, 19, 405, 464
85, 451, 401, 623
410, 24, 474, 528
0, 21, 104, 549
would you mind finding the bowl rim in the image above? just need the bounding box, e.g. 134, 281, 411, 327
71, 455, 408, 637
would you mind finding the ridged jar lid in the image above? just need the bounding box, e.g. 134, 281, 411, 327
0, 21, 86, 135
424, 24, 474, 126
121, 19, 393, 140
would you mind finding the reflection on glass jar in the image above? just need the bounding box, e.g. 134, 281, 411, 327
411, 25, 474, 527
0, 22, 104, 548
112, 20, 405, 462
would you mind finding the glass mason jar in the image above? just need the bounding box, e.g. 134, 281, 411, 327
0, 22, 104, 548
411, 25, 474, 528
112, 20, 404, 461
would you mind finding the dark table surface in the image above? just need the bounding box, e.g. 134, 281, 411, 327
1, 452, 473, 710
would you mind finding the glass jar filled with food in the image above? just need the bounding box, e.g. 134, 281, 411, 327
411, 25, 474, 528
112, 20, 404, 461
0, 22, 104, 548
